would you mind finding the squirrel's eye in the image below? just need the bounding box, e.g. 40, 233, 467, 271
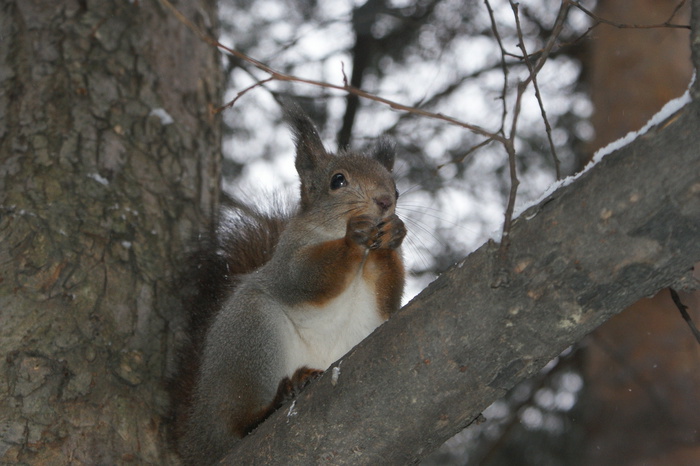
395, 188, 400, 200
330, 173, 347, 190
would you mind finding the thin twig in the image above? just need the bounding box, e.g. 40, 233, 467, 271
217, 78, 275, 112
492, 2, 531, 276
485, 0, 509, 136
162, 0, 570, 275
437, 138, 495, 169
669, 288, 700, 345
567, 0, 690, 30
528, 1, 572, 85
496, 135, 520, 277
158, 0, 505, 144
380, 58, 526, 142
341, 62, 349, 87
514, 1, 569, 180
494, 0, 572, 275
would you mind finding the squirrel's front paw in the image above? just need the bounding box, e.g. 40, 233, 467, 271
347, 215, 381, 249
378, 214, 406, 249
347, 214, 405, 250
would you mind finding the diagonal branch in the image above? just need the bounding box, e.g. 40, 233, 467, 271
224, 97, 700, 465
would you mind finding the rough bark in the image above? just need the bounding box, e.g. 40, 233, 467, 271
0, 0, 220, 463
226, 95, 700, 464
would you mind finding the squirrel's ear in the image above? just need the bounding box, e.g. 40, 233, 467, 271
281, 101, 330, 209
371, 138, 396, 172
282, 102, 330, 178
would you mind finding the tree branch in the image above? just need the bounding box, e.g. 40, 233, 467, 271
514, 0, 569, 180
225, 98, 700, 464
568, 0, 690, 30
158, 0, 503, 143
669, 288, 700, 344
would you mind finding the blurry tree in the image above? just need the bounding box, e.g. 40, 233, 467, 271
581, 1, 700, 465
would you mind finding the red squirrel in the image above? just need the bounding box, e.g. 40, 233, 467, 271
171, 103, 406, 465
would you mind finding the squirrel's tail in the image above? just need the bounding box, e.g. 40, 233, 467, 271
167, 194, 292, 450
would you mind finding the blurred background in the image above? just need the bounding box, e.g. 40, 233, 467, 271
215, 0, 698, 464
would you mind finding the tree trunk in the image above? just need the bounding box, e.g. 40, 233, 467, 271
584, 1, 700, 463
0, 0, 221, 463
588, 0, 693, 150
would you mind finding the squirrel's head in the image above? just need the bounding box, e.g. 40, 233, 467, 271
284, 103, 399, 224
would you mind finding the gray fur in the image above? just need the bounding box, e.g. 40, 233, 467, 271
178, 104, 404, 465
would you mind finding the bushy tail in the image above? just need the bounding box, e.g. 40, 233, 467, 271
167, 195, 292, 452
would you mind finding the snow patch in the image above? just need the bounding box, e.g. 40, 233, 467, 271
149, 108, 174, 126
513, 85, 692, 221
589, 88, 691, 165
286, 400, 298, 420
87, 173, 109, 186
331, 364, 341, 387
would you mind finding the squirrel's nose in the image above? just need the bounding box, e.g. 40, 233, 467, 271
374, 195, 393, 212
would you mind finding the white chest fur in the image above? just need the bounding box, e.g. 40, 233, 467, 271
281, 271, 384, 375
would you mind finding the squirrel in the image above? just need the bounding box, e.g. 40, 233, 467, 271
169, 103, 406, 465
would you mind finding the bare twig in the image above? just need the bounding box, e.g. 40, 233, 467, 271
158, 0, 504, 144
436, 138, 495, 169
491, 0, 572, 277
492, 2, 531, 278
669, 288, 700, 345
481, 0, 522, 282
217, 78, 275, 112
341, 62, 349, 87
160, 0, 573, 270
485, 0, 510, 135
498, 98, 522, 277
483, 0, 574, 277
568, 0, 690, 30
528, 1, 573, 84
514, 1, 569, 180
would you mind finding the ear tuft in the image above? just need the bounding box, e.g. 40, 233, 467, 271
279, 99, 330, 210
281, 100, 329, 172
371, 137, 396, 172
